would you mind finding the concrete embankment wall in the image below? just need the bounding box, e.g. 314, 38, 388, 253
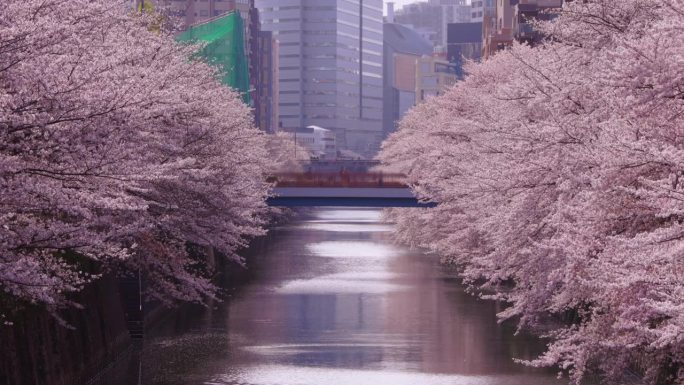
0, 274, 132, 385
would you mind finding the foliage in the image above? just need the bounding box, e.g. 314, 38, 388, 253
266, 132, 310, 172
0, 0, 271, 311
380, 0, 684, 383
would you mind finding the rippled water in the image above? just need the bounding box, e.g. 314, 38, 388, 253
108, 208, 563, 385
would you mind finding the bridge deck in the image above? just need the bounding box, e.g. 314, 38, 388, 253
267, 187, 436, 208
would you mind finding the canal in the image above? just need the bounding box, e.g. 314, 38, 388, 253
107, 208, 563, 385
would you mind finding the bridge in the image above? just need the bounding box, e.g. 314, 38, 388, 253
266, 172, 436, 208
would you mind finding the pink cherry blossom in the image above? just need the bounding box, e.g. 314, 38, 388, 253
1, 0, 274, 311
380, 0, 684, 383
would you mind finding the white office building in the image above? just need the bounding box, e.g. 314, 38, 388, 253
256, 0, 384, 158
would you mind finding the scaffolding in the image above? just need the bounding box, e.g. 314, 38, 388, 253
176, 11, 251, 104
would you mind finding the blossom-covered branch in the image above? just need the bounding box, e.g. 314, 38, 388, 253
380, 0, 684, 383
1, 0, 271, 310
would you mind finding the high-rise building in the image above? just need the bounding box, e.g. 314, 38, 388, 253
255, 31, 280, 132
249, 3, 279, 132
256, 0, 384, 158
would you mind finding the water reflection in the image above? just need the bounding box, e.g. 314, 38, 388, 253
277, 274, 408, 294
313, 209, 383, 222
306, 241, 396, 259
212, 365, 558, 385
110, 208, 563, 385
279, 239, 405, 295
297, 222, 393, 233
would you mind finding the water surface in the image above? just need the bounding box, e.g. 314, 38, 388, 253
110, 208, 563, 385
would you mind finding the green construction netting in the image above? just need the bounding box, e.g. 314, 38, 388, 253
176, 12, 251, 104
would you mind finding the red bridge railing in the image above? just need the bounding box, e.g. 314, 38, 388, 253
271, 172, 407, 188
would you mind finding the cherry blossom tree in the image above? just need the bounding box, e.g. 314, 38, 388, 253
380, 0, 684, 383
1, 0, 272, 312
266, 132, 310, 173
